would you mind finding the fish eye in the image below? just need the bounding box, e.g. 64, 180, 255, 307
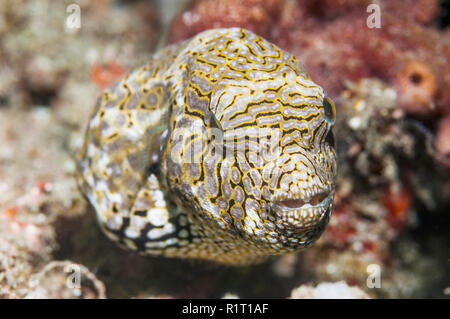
323, 97, 335, 125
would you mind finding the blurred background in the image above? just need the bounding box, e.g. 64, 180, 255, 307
0, 0, 448, 298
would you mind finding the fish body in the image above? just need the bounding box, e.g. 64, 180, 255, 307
77, 28, 337, 264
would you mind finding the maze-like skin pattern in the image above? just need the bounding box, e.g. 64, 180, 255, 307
77, 28, 337, 264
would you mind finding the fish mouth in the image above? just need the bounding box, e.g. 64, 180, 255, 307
270, 191, 333, 228
274, 192, 329, 209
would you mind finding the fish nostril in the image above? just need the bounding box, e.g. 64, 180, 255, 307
309, 192, 328, 205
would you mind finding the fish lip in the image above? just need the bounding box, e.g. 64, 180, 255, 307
271, 191, 332, 211
271, 195, 333, 213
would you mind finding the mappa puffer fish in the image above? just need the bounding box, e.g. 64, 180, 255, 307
76, 28, 337, 264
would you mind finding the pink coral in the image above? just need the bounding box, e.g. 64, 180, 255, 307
168, 0, 449, 114
169, 0, 287, 44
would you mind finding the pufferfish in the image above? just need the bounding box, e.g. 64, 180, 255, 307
76, 28, 337, 265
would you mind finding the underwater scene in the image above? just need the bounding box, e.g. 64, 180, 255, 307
0, 0, 449, 299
